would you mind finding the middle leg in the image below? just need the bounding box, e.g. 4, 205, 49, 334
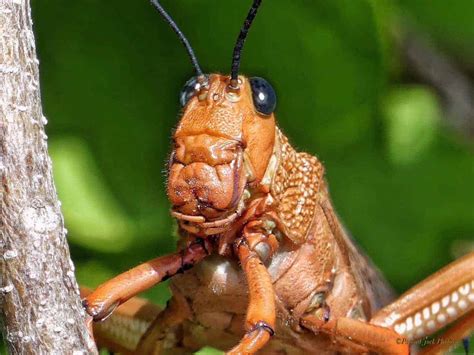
300, 313, 409, 354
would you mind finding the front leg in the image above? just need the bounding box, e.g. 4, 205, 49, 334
227, 237, 276, 355
84, 238, 210, 321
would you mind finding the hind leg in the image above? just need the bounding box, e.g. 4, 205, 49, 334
136, 286, 197, 354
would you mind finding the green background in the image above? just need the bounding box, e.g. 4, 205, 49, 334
29, 0, 474, 352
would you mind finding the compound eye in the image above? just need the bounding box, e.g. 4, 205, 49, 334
179, 76, 199, 107
249, 77, 276, 116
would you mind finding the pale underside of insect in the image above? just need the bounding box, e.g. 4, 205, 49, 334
82, 1, 474, 354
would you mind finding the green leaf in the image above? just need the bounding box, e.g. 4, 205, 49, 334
194, 347, 224, 355
50, 137, 135, 252
382, 86, 441, 165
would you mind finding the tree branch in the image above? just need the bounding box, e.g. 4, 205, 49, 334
400, 31, 474, 138
0, 0, 96, 353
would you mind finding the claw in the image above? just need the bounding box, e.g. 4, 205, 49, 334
82, 298, 120, 322
249, 321, 275, 337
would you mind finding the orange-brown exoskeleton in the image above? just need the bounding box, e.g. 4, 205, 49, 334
83, 1, 474, 354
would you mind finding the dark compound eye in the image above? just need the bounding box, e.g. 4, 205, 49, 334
249, 77, 277, 116
179, 75, 209, 107
179, 76, 199, 107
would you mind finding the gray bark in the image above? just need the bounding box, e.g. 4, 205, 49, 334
0, 0, 96, 353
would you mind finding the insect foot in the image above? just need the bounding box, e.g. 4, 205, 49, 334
226, 321, 275, 355
82, 298, 119, 322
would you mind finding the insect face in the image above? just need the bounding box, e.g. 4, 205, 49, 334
168, 74, 276, 235
152, 0, 272, 236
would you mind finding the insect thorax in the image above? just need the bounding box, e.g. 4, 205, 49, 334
270, 128, 326, 244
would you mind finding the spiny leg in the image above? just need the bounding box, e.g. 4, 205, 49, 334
300, 252, 473, 354
83, 239, 210, 320
419, 311, 474, 355
300, 314, 409, 354
371, 252, 474, 341
227, 238, 276, 354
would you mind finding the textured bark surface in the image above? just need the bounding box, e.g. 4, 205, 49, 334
0, 0, 96, 353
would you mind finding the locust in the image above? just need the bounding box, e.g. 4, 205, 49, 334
82, 0, 474, 354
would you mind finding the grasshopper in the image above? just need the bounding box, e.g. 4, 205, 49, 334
83, 1, 474, 353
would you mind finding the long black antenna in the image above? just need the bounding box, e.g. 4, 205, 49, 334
230, 0, 263, 88
150, 0, 204, 77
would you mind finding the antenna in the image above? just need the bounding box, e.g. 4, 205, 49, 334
150, 0, 204, 77
230, 0, 263, 88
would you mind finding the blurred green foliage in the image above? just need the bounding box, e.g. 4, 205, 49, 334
382, 86, 441, 165
25, 0, 474, 352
